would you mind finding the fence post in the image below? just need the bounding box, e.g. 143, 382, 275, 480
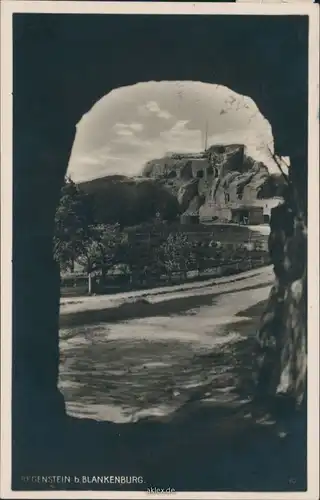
88, 272, 92, 295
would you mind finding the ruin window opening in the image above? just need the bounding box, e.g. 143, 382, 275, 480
196, 170, 204, 179
263, 214, 270, 224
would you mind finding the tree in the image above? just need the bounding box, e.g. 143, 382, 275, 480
76, 224, 119, 274
76, 223, 123, 294
191, 241, 209, 275
53, 176, 93, 272
54, 177, 125, 293
115, 236, 162, 286
159, 233, 194, 281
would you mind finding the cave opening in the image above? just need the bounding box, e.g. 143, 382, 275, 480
58, 79, 292, 420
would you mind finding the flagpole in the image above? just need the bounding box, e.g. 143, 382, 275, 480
205, 120, 208, 151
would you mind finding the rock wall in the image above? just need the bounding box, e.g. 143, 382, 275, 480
255, 195, 307, 409
143, 145, 284, 221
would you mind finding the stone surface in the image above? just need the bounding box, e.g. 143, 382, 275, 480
256, 201, 307, 408
143, 145, 285, 221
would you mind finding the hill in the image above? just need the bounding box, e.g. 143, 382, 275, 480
78, 144, 286, 228
79, 175, 181, 227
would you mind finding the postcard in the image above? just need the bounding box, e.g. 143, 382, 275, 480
1, 1, 319, 499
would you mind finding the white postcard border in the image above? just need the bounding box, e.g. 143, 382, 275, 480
1, 2, 319, 499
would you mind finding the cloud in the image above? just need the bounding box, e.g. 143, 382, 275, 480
145, 101, 161, 113
170, 120, 190, 133
116, 129, 134, 136
159, 120, 202, 154
157, 110, 172, 120
113, 123, 127, 129
129, 122, 144, 132
113, 122, 143, 135
138, 101, 173, 120
69, 81, 279, 182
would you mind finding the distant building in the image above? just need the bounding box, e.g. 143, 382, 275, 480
200, 197, 283, 225
191, 158, 208, 179
171, 152, 206, 160
169, 145, 245, 183
180, 213, 200, 225
200, 202, 264, 225
230, 205, 264, 225
207, 144, 245, 172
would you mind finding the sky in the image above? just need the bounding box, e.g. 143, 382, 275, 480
68, 81, 288, 183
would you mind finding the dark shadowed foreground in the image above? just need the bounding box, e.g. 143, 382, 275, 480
13, 269, 306, 492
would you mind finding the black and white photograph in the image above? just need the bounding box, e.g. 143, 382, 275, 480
1, 1, 319, 498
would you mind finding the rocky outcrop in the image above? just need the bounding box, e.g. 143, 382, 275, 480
143, 145, 286, 220
177, 179, 199, 212
255, 199, 307, 409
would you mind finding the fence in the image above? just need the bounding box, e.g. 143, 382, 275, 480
60, 253, 270, 297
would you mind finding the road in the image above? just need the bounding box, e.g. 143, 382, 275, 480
59, 265, 274, 423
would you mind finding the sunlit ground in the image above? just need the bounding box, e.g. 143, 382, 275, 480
59, 267, 273, 422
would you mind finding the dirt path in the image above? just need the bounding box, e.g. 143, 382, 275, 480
60, 265, 273, 314
59, 266, 273, 422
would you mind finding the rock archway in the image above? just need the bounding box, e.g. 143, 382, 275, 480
13, 13, 308, 453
